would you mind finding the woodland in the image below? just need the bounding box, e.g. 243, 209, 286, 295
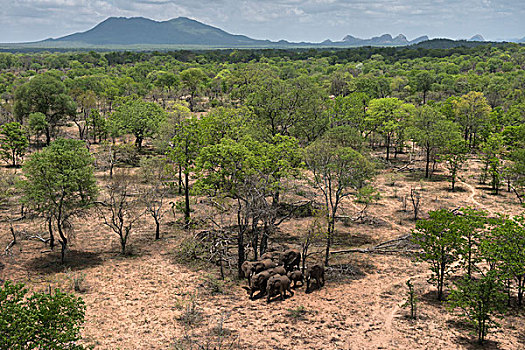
0, 43, 524, 349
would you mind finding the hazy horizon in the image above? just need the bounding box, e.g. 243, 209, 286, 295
2, 0, 524, 43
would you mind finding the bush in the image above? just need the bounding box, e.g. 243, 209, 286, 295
65, 268, 87, 293
175, 292, 203, 328
447, 272, 506, 344
200, 274, 226, 295
286, 306, 309, 321
175, 238, 205, 264
0, 280, 86, 350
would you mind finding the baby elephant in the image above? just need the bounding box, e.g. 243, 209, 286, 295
287, 270, 304, 287
250, 270, 272, 299
266, 274, 294, 303
306, 264, 325, 292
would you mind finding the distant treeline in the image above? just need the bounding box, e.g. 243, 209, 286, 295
0, 40, 520, 67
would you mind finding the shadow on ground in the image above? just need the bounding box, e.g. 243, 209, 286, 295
25, 250, 104, 274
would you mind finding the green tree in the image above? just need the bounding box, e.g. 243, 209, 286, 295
28, 112, 48, 144
366, 98, 414, 162
440, 138, 469, 191
480, 133, 505, 194
196, 135, 300, 276
482, 215, 525, 306
168, 116, 202, 226
110, 99, 166, 149
456, 208, 487, 278
21, 139, 98, 262
448, 272, 506, 344
305, 135, 375, 266
412, 70, 435, 104
180, 68, 207, 112
14, 73, 76, 145
408, 105, 460, 178
412, 209, 462, 300
0, 281, 86, 350
0, 122, 28, 167
453, 91, 491, 148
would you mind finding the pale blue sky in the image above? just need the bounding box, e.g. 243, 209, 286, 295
2, 0, 524, 43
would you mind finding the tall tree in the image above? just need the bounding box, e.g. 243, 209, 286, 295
21, 139, 98, 262
14, 73, 76, 145
412, 209, 462, 300
180, 68, 207, 112
408, 105, 461, 178
366, 98, 414, 162
196, 136, 300, 276
0, 122, 28, 167
453, 91, 491, 148
110, 99, 166, 150
305, 135, 375, 266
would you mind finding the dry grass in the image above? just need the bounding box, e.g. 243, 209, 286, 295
1, 147, 524, 350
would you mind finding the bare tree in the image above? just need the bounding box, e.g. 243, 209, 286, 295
97, 175, 144, 255
410, 187, 422, 221
139, 157, 171, 240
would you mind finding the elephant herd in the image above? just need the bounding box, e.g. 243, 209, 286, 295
241, 249, 325, 303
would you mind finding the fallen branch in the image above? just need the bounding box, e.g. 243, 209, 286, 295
5, 226, 17, 255
27, 235, 50, 244
330, 234, 413, 255
394, 160, 415, 172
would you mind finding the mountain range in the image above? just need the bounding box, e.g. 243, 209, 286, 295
1, 16, 521, 50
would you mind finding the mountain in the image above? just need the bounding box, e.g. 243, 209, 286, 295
44, 17, 269, 46
43, 17, 430, 48
341, 34, 428, 46
1, 16, 503, 50
468, 34, 485, 42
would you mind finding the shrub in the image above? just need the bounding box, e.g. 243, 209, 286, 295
0, 280, 86, 350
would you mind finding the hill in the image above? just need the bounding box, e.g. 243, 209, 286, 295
0, 16, 517, 51
44, 17, 269, 46
342, 34, 429, 46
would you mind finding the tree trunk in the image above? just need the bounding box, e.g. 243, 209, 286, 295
135, 136, 143, 150
154, 216, 160, 240
385, 134, 391, 162
178, 164, 183, 194
324, 218, 334, 266
184, 171, 190, 226
237, 204, 245, 279
57, 220, 67, 264
48, 216, 55, 250
425, 145, 431, 178
45, 126, 51, 146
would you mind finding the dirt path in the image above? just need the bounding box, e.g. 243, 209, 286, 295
363, 176, 488, 348
459, 178, 486, 210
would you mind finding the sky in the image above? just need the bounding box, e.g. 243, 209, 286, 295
1, 0, 524, 43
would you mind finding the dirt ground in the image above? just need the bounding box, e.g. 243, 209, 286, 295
1, 152, 524, 350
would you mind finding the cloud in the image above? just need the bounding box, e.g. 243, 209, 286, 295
1, 0, 524, 42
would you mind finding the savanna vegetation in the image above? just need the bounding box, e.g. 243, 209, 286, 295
0, 43, 524, 349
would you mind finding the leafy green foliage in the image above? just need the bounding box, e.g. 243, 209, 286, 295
366, 97, 415, 161
21, 139, 98, 262
402, 279, 418, 319
110, 99, 166, 149
0, 122, 28, 167
408, 105, 460, 178
412, 209, 462, 300
305, 134, 375, 265
0, 281, 86, 350
14, 73, 76, 145
448, 272, 506, 344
